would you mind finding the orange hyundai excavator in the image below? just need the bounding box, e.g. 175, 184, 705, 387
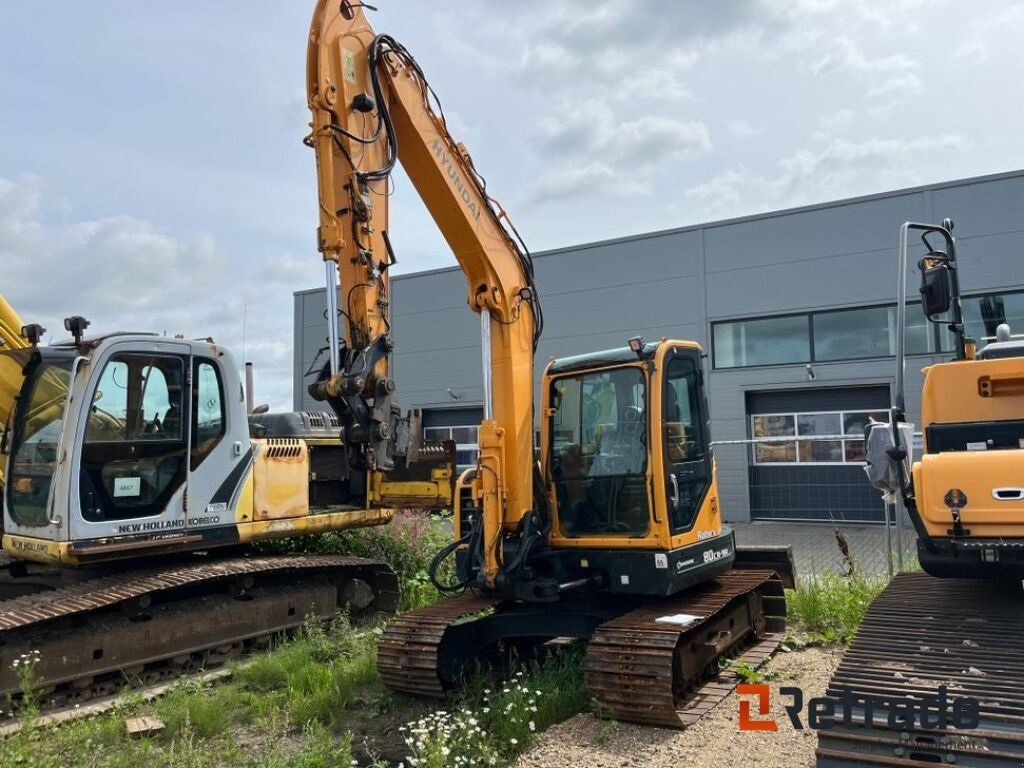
305, 2, 792, 727
0, 1, 791, 727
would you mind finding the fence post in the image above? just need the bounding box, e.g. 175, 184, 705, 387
884, 502, 894, 578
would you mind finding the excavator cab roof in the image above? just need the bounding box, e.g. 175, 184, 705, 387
547, 341, 660, 376
49, 331, 160, 349
547, 339, 703, 376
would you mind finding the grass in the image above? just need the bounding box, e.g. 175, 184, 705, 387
232, 616, 381, 728
785, 570, 890, 645
0, 619, 379, 767
0, 515, 592, 767
0, 706, 359, 768
0, 626, 589, 768
257, 510, 456, 612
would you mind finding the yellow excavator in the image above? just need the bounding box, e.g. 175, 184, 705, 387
0, 1, 791, 726
867, 219, 1024, 578
306, 3, 792, 726
815, 222, 1024, 766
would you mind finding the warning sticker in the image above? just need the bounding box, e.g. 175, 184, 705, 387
342, 49, 357, 84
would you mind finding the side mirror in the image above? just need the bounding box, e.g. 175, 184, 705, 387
919, 256, 953, 319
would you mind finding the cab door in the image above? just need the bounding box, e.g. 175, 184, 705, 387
183, 354, 247, 531
660, 346, 713, 535
72, 342, 192, 541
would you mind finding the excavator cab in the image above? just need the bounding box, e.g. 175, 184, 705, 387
542, 339, 734, 595
2, 335, 256, 563
2, 331, 454, 566
450, 338, 741, 602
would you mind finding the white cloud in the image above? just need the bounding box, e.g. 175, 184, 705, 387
617, 116, 711, 164
818, 108, 855, 131
810, 37, 918, 76
868, 72, 923, 98
685, 133, 969, 216
0, 175, 318, 410
537, 99, 617, 156
525, 163, 647, 206
952, 5, 1024, 65
532, 104, 711, 202
728, 120, 762, 138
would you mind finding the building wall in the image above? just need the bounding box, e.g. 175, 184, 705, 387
294, 170, 1024, 522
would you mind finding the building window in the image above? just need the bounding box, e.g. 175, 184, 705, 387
751, 410, 890, 465
813, 304, 937, 362
713, 315, 810, 368
424, 425, 479, 470
715, 301, 943, 369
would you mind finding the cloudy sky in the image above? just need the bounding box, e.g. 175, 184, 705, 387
2, 1, 1022, 409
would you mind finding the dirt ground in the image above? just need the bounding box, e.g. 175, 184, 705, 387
515, 647, 842, 768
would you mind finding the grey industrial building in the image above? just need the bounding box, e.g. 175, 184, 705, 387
294, 169, 1024, 524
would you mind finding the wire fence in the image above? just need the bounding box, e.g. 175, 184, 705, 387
710, 435, 919, 576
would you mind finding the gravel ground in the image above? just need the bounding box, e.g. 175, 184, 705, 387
515, 647, 842, 768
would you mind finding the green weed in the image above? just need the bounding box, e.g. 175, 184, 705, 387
786, 570, 888, 645
257, 511, 455, 611
235, 615, 379, 728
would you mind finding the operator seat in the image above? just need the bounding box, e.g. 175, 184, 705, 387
590, 406, 645, 476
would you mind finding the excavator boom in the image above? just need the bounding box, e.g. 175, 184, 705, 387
307, 2, 542, 586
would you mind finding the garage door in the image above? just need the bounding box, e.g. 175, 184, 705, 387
746, 386, 889, 522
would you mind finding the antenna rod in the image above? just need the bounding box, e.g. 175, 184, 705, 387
245, 362, 255, 414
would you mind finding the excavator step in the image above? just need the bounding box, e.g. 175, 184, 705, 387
377, 568, 786, 731
0, 555, 399, 716
816, 572, 1024, 768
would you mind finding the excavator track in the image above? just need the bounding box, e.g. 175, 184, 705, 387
378, 569, 785, 731
0, 554, 398, 716
816, 572, 1024, 768
378, 592, 502, 697
585, 569, 786, 728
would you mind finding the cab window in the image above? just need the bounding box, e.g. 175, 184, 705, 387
7, 356, 74, 527
192, 359, 225, 470
664, 357, 705, 464
663, 354, 711, 534
550, 367, 650, 537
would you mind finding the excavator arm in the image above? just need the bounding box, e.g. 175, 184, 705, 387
307, 1, 543, 587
